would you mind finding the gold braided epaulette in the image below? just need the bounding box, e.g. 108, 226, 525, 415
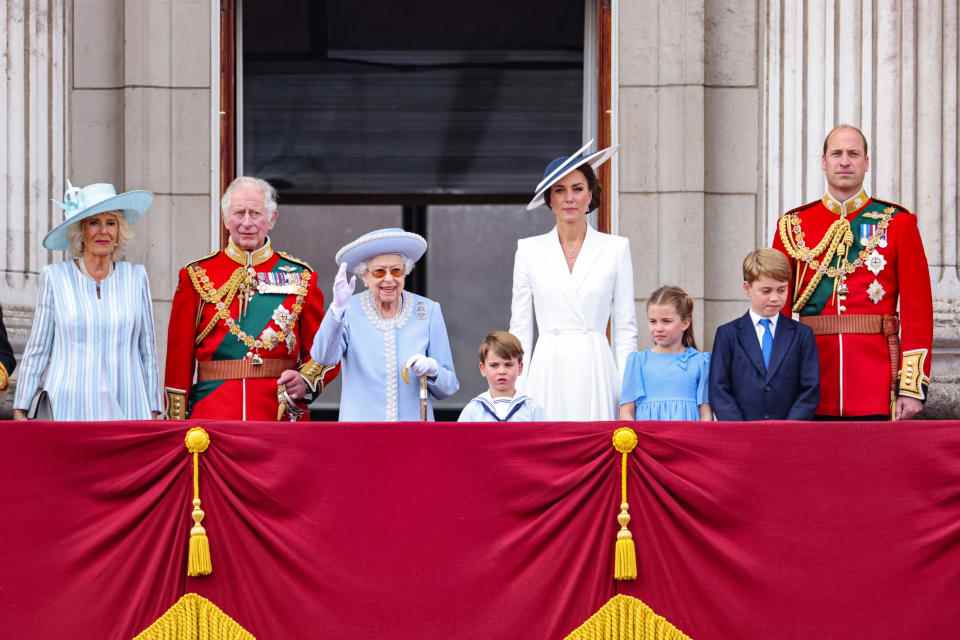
778, 198, 821, 220
278, 251, 314, 272
180, 249, 220, 271
871, 197, 908, 215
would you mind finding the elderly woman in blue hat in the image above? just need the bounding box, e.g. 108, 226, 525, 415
508, 140, 638, 420
310, 228, 459, 421
12, 182, 163, 421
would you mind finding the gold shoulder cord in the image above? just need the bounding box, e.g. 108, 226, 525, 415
188, 264, 311, 357
778, 207, 894, 310
188, 265, 247, 345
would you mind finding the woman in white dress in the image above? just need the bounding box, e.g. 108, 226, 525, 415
509, 141, 638, 420
13, 182, 162, 421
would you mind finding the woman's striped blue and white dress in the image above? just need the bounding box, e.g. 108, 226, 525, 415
13, 260, 163, 420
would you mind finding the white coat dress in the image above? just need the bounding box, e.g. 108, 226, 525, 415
509, 224, 638, 420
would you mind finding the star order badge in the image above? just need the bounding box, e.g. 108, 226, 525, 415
866, 249, 887, 276
867, 279, 886, 304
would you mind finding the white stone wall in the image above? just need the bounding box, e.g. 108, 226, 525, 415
619, 0, 708, 347
0, 0, 67, 413
70, 0, 214, 368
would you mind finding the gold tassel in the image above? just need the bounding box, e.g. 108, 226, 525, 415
564, 594, 692, 640
133, 593, 255, 639
612, 427, 639, 581
185, 427, 212, 577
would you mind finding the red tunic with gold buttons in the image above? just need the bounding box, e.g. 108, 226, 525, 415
164, 239, 338, 420
772, 190, 933, 417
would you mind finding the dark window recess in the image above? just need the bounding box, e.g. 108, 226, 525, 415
243, 0, 584, 197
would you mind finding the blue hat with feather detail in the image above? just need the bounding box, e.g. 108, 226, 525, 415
526, 139, 619, 211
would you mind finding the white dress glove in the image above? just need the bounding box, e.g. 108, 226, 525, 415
329, 262, 356, 319
405, 354, 439, 379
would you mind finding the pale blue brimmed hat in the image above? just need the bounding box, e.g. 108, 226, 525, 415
526, 139, 619, 211
43, 181, 153, 250
335, 228, 428, 272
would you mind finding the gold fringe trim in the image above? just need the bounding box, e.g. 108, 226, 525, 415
612, 427, 638, 580
564, 594, 691, 640
133, 593, 255, 639
185, 427, 212, 577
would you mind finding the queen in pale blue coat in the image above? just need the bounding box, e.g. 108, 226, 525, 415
310, 228, 459, 421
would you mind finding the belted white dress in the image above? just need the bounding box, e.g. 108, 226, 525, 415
509, 224, 638, 420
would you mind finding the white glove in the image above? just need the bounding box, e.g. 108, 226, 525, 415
405, 354, 439, 379
329, 262, 356, 319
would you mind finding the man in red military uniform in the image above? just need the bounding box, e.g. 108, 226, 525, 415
164, 176, 338, 420
772, 125, 933, 419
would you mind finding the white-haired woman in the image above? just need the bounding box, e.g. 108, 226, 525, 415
13, 182, 162, 421
310, 228, 459, 421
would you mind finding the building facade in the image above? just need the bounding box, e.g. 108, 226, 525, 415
2, 0, 957, 416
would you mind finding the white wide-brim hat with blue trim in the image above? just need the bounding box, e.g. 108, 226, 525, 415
43, 181, 153, 250
335, 228, 428, 272
526, 139, 619, 211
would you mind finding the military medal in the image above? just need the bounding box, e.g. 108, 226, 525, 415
258, 271, 305, 294
877, 229, 888, 248
866, 249, 887, 276
867, 279, 886, 304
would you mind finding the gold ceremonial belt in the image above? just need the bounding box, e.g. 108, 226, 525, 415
197, 358, 296, 381
800, 313, 898, 336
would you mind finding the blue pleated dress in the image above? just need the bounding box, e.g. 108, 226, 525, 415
619, 347, 710, 421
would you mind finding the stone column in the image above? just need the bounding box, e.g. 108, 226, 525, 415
763, 0, 960, 416
0, 0, 67, 413
619, 0, 707, 346
119, 0, 214, 366
703, 0, 763, 345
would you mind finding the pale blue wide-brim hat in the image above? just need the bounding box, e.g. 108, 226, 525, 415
335, 228, 428, 272
42, 181, 153, 250
526, 139, 619, 211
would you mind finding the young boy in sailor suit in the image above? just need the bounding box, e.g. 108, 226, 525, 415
458, 331, 544, 422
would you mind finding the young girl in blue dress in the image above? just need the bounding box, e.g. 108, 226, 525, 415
618, 286, 712, 421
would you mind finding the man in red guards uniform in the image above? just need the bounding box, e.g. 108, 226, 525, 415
164, 176, 338, 421
772, 125, 933, 420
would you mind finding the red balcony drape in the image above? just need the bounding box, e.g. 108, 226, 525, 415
1, 420, 958, 638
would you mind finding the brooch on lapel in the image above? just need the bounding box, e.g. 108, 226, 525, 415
415, 301, 427, 321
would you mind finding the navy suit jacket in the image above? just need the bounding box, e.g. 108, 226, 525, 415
709, 312, 819, 420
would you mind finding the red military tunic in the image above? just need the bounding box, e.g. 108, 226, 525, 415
772, 189, 933, 417
164, 238, 338, 420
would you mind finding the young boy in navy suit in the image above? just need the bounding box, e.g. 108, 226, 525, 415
709, 249, 819, 420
